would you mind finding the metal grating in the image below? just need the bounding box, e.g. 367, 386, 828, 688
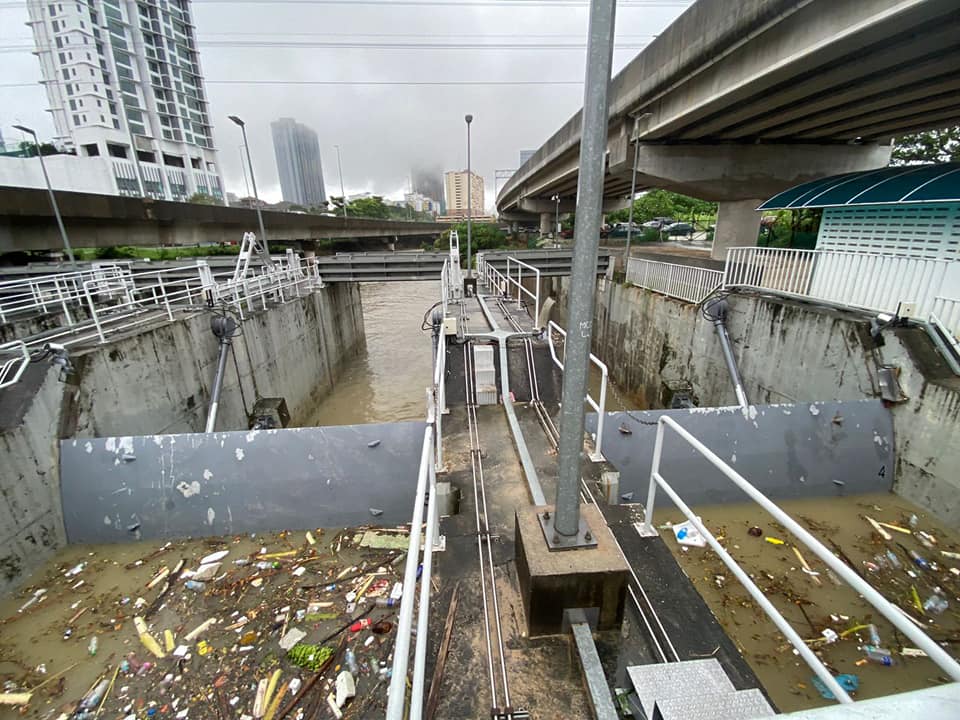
652, 689, 774, 720
627, 659, 735, 720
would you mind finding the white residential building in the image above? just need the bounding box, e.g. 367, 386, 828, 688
23, 0, 223, 202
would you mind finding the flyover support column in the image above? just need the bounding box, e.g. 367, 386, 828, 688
711, 198, 763, 261
539, 212, 552, 238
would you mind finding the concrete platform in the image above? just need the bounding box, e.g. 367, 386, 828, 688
515, 502, 629, 636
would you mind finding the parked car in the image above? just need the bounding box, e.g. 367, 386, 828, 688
642, 217, 677, 230
664, 222, 695, 237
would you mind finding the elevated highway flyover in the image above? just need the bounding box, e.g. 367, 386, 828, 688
497, 0, 960, 259
0, 186, 446, 253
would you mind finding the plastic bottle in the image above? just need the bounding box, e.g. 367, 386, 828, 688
885, 550, 901, 569
908, 549, 930, 570
923, 594, 949, 615
184, 580, 206, 591
909, 514, 919, 528
345, 648, 358, 674
374, 598, 397, 608
863, 646, 895, 666
88, 636, 98, 656
79, 680, 110, 710
866, 624, 881, 647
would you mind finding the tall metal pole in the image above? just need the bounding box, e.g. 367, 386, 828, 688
465, 114, 473, 277
14, 125, 76, 267
554, 193, 561, 236
552, 0, 617, 540
623, 132, 640, 263
334, 144, 347, 219
239, 144, 251, 198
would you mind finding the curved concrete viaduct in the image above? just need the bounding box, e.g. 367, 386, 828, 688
498, 0, 960, 258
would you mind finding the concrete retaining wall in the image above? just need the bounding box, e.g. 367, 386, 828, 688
0, 284, 364, 594
544, 276, 960, 527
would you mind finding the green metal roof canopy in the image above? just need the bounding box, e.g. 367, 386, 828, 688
757, 162, 960, 210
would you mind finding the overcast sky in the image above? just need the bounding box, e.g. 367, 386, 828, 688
0, 0, 691, 209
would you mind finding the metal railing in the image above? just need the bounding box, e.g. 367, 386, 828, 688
4, 257, 323, 353
546, 319, 607, 462
0, 341, 30, 390
931, 296, 960, 340
478, 254, 541, 325
626, 257, 723, 305
724, 246, 952, 319
0, 263, 134, 325
640, 415, 960, 703
386, 283, 446, 719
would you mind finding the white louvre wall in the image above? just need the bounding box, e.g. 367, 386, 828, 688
811, 204, 960, 317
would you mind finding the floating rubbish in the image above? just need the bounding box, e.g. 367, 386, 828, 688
811, 674, 858, 700
200, 549, 230, 564
279, 628, 307, 651
905, 548, 930, 570
941, 550, 960, 560
184, 617, 217, 642
305, 531, 316, 545
127, 522, 142, 532
747, 526, 763, 537
820, 628, 838, 644
909, 513, 919, 528
371, 620, 393, 635
764, 537, 785, 546
345, 648, 359, 674
287, 643, 333, 671
867, 624, 881, 646
864, 645, 896, 666
88, 635, 98, 655
0, 692, 33, 706
335, 670, 356, 708
369, 508, 384, 517
865, 516, 892, 541
617, 423, 633, 435
134, 616, 166, 658
673, 520, 707, 548
792, 546, 821, 585
885, 549, 902, 569
184, 580, 206, 591
923, 594, 949, 615
620, 492, 634, 502
901, 647, 927, 658
18, 588, 46, 613
192, 562, 222, 582
877, 521, 911, 535
349, 618, 373, 633
367, 440, 381, 448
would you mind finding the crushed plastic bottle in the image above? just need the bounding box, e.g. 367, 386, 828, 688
345, 648, 358, 674
864, 645, 895, 666
184, 580, 206, 591
923, 594, 949, 615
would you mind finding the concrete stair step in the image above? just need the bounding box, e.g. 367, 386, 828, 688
653, 689, 775, 720
626, 658, 734, 720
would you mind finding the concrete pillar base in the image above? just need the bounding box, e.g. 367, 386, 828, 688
515, 503, 629, 637
712, 198, 764, 261
539, 212, 552, 237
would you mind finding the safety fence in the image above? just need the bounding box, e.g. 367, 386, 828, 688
723, 246, 954, 321
1, 254, 323, 352
386, 278, 446, 719
0, 341, 30, 390
0, 263, 134, 325
478, 253, 541, 324
931, 296, 960, 341
545, 319, 608, 462
639, 415, 960, 704
626, 256, 722, 305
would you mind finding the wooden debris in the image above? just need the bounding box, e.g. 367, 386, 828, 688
425, 583, 460, 720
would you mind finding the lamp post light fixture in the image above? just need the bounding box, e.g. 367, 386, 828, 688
334, 144, 347, 219
465, 113, 473, 277
13, 125, 76, 267
228, 115, 270, 256
552, 193, 561, 238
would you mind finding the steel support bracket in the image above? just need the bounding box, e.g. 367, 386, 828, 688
538, 509, 598, 551
634, 521, 659, 538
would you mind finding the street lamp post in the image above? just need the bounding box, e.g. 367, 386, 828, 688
334, 144, 347, 219
465, 114, 473, 278
228, 115, 269, 256
552, 193, 561, 238
14, 125, 76, 267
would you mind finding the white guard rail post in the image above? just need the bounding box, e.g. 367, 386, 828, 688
506, 256, 541, 323
546, 319, 607, 461
931, 296, 960, 341
641, 414, 960, 700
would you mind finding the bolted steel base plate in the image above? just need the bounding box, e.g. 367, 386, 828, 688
537, 510, 599, 551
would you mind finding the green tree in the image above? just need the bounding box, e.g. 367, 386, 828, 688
18, 140, 59, 157
437, 222, 507, 266
606, 189, 716, 226
891, 126, 960, 165
188, 192, 219, 205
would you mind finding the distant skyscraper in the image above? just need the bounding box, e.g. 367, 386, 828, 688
24, 0, 223, 201
444, 170, 484, 218
271, 118, 326, 207
519, 149, 536, 166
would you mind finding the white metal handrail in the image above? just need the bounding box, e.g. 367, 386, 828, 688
0, 263, 133, 326
626, 256, 722, 305
931, 296, 960, 340
0, 341, 30, 390
506, 256, 541, 323
640, 415, 960, 702
724, 246, 952, 319
546, 319, 607, 461
387, 281, 447, 718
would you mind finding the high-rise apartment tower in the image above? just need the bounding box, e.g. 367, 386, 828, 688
270, 118, 326, 208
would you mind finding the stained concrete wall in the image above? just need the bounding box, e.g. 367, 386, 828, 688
543, 276, 960, 527
0, 284, 364, 594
